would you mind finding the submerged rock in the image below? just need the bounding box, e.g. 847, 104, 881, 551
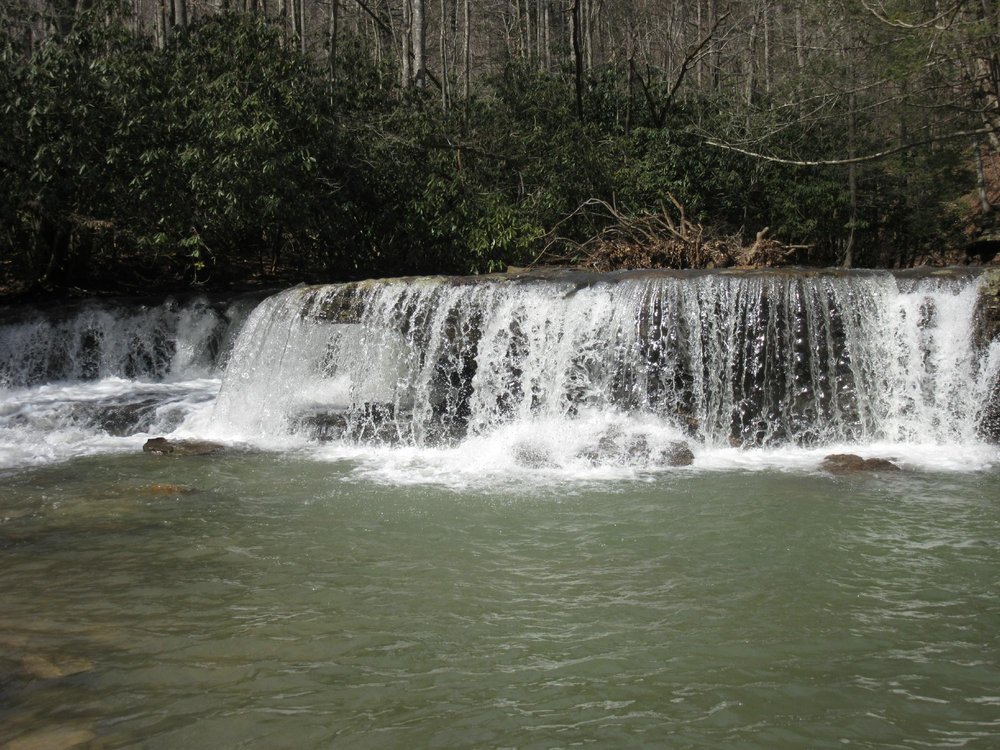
142, 437, 223, 456
2, 726, 96, 750
20, 655, 94, 681
821, 453, 900, 474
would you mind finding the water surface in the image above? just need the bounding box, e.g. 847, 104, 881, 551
2, 454, 998, 749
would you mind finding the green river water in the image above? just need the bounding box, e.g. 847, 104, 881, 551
1, 455, 997, 749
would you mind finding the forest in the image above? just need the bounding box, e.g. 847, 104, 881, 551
1, 0, 998, 294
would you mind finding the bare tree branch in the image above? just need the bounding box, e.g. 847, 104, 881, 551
704, 127, 995, 166
860, 0, 968, 31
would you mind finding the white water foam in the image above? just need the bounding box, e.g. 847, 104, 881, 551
0, 377, 221, 470
317, 427, 999, 492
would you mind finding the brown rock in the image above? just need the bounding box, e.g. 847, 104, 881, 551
20, 655, 94, 680
821, 453, 900, 474
2, 726, 95, 750
657, 441, 695, 467
142, 437, 223, 456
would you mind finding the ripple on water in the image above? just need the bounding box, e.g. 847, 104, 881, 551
0, 456, 998, 748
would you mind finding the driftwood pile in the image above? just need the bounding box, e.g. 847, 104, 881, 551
536, 197, 804, 271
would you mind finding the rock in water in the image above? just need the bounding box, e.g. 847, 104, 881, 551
625, 435, 652, 462
579, 431, 694, 468
821, 454, 900, 474
142, 437, 223, 456
2, 726, 96, 750
20, 654, 94, 680
656, 441, 695, 467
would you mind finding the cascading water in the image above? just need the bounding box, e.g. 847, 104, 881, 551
202, 269, 1000, 479
1, 270, 998, 478
0, 295, 257, 469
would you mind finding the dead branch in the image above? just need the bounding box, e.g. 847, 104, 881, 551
531, 196, 805, 272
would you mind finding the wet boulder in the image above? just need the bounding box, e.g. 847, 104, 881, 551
294, 410, 350, 441
656, 441, 695, 467
142, 437, 223, 456
94, 398, 162, 436
295, 403, 406, 444
821, 453, 899, 474
579, 429, 694, 468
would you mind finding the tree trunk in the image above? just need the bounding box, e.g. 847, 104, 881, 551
402, 0, 412, 87
762, 2, 770, 96
299, 0, 307, 54
440, 0, 449, 108
974, 52, 1000, 152
572, 0, 584, 121
795, 7, 805, 99
844, 91, 857, 269
625, 50, 633, 134
413, 0, 426, 87
708, 0, 719, 90
522, 0, 531, 63
328, 0, 339, 83
172, 0, 186, 31
535, 0, 542, 69
157, 0, 169, 48
696, 0, 703, 89
463, 0, 470, 100
542, 0, 550, 71
976, 140, 995, 213
745, 6, 757, 110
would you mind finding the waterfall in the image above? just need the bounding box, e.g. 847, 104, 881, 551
2, 271, 997, 475
0, 296, 257, 388
212, 271, 1000, 460
0, 295, 257, 469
